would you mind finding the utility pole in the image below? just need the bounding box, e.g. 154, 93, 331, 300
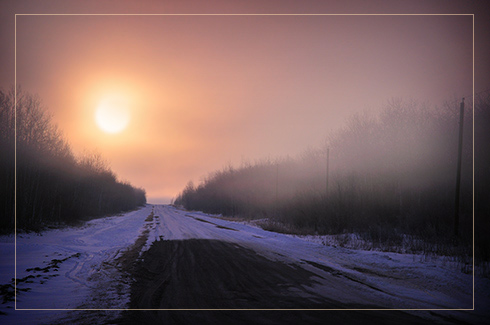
274, 162, 279, 217
326, 147, 330, 198
454, 98, 464, 237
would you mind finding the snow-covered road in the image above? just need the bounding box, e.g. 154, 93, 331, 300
1, 204, 488, 324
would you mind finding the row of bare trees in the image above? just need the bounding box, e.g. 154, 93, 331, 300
0, 88, 146, 232
176, 95, 490, 258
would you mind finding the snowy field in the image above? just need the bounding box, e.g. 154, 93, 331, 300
0, 205, 153, 324
1, 204, 489, 324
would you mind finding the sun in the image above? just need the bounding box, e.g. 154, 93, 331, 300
95, 96, 131, 134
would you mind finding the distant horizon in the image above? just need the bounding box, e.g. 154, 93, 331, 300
147, 197, 173, 205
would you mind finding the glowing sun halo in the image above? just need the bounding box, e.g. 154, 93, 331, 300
95, 97, 131, 134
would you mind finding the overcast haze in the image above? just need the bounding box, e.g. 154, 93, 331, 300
1, 1, 488, 203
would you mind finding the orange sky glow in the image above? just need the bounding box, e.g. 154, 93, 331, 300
2, 1, 488, 203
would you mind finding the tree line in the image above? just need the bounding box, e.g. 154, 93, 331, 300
175, 94, 490, 262
0, 87, 146, 233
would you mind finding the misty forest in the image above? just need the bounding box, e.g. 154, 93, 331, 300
1, 86, 489, 270
175, 93, 490, 269
0, 87, 147, 232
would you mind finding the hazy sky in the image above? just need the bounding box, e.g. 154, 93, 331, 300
1, 1, 488, 203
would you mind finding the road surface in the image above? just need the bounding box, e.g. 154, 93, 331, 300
1, 204, 485, 324
114, 205, 473, 324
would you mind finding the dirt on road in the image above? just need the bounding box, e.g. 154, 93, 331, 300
115, 239, 432, 325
